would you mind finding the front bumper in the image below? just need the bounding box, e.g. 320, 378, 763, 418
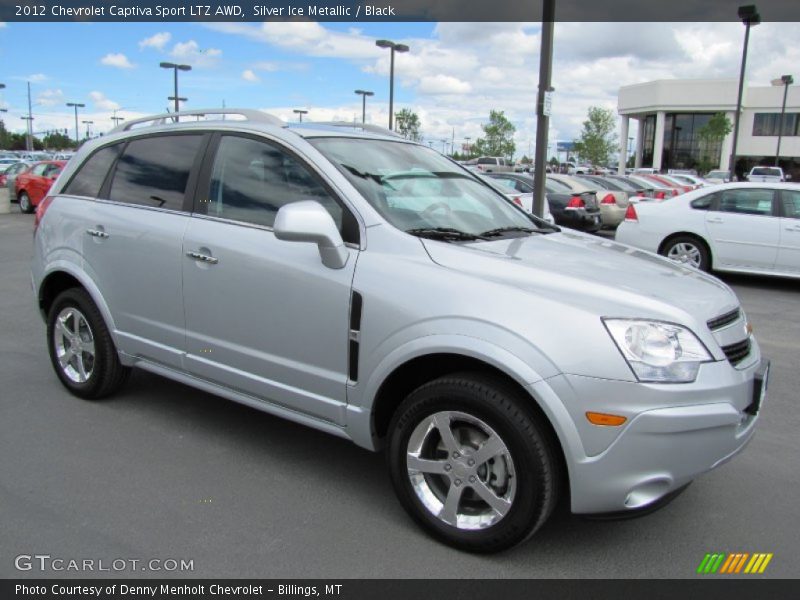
528, 355, 767, 514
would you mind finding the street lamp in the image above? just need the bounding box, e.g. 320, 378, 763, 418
354, 90, 374, 124
375, 39, 409, 130
82, 120, 94, 140
159, 62, 192, 116
728, 4, 760, 181
771, 74, 794, 166
293, 109, 308, 122
66, 102, 85, 147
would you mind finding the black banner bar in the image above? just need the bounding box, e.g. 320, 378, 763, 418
3, 579, 800, 600
3, 0, 800, 22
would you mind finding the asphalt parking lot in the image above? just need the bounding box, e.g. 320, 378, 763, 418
1, 210, 798, 579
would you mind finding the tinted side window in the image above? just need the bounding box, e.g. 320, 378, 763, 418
109, 135, 202, 211
64, 144, 121, 198
781, 190, 800, 219
31, 164, 48, 176
477, 158, 494, 165
716, 189, 774, 216
691, 193, 716, 210
206, 135, 343, 230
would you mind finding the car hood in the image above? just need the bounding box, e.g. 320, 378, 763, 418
421, 230, 739, 324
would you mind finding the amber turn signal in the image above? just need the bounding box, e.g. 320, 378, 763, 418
586, 412, 627, 426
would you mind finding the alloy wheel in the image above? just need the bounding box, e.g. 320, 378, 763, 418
53, 307, 96, 383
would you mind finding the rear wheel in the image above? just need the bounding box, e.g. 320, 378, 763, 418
387, 373, 560, 553
661, 235, 710, 272
47, 288, 130, 399
19, 192, 33, 214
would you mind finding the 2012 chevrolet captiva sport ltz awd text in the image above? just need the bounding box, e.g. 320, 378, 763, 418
32, 109, 769, 553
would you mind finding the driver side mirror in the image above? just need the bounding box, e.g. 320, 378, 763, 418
273, 201, 349, 270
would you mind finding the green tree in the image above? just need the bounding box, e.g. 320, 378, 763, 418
572, 106, 617, 167
395, 108, 422, 142
0, 120, 10, 150
472, 110, 516, 159
696, 112, 732, 175
42, 130, 74, 151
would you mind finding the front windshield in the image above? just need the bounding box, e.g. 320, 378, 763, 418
310, 137, 550, 239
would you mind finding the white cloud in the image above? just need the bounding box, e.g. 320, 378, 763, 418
170, 40, 222, 68
101, 53, 135, 69
241, 69, 260, 83
207, 22, 381, 59
139, 32, 171, 51
36, 89, 65, 107
28, 73, 48, 83
88, 91, 121, 111
418, 74, 472, 95
0, 22, 7, 28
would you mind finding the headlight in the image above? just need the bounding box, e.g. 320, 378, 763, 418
603, 319, 713, 383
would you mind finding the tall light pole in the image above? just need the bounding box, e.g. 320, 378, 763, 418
159, 62, 192, 116
532, 0, 555, 219
66, 102, 85, 147
293, 109, 308, 122
376, 39, 409, 131
354, 90, 374, 124
728, 4, 760, 182
82, 120, 94, 140
772, 74, 794, 167
464, 136, 471, 157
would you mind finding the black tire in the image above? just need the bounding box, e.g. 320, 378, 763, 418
46, 288, 130, 400
19, 191, 34, 214
387, 373, 561, 553
660, 235, 711, 272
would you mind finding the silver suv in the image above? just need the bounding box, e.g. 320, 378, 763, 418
32, 109, 768, 553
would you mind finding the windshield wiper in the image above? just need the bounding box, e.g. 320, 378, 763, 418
406, 227, 488, 242
479, 226, 541, 238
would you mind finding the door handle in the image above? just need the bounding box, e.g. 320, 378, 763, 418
85, 229, 109, 239
786, 225, 800, 232
186, 251, 219, 265
707, 217, 724, 224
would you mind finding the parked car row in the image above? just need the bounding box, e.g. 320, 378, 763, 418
0, 160, 66, 213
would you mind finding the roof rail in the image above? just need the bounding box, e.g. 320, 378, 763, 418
313, 121, 403, 138
110, 108, 284, 133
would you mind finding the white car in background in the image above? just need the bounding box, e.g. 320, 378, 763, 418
704, 170, 732, 185
616, 182, 800, 278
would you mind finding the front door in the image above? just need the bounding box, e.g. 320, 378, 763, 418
181, 133, 358, 425
777, 188, 800, 274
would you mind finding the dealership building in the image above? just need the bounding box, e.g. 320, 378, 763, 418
617, 78, 800, 179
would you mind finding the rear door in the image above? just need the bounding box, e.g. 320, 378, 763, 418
704, 188, 780, 271
78, 133, 208, 368
776, 189, 800, 274
181, 133, 359, 424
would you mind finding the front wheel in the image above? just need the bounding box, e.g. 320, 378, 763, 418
19, 192, 33, 214
661, 235, 710, 272
387, 373, 560, 553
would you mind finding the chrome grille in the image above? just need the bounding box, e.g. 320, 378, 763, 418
707, 308, 740, 331
721, 338, 751, 366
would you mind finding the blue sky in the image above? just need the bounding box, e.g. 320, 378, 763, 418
2, 21, 800, 157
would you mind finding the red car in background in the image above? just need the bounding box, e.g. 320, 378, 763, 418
15, 161, 66, 213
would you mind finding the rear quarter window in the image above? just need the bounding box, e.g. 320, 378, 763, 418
691, 193, 716, 210
63, 144, 122, 198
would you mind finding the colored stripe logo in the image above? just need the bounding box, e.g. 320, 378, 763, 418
697, 552, 773, 574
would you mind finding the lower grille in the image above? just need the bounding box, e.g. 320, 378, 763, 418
721, 338, 751, 366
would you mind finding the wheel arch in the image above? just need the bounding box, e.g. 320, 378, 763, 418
363, 350, 569, 498
38, 266, 119, 346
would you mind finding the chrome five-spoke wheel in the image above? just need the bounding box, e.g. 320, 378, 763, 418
388, 374, 560, 552
407, 411, 516, 530
53, 307, 96, 383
